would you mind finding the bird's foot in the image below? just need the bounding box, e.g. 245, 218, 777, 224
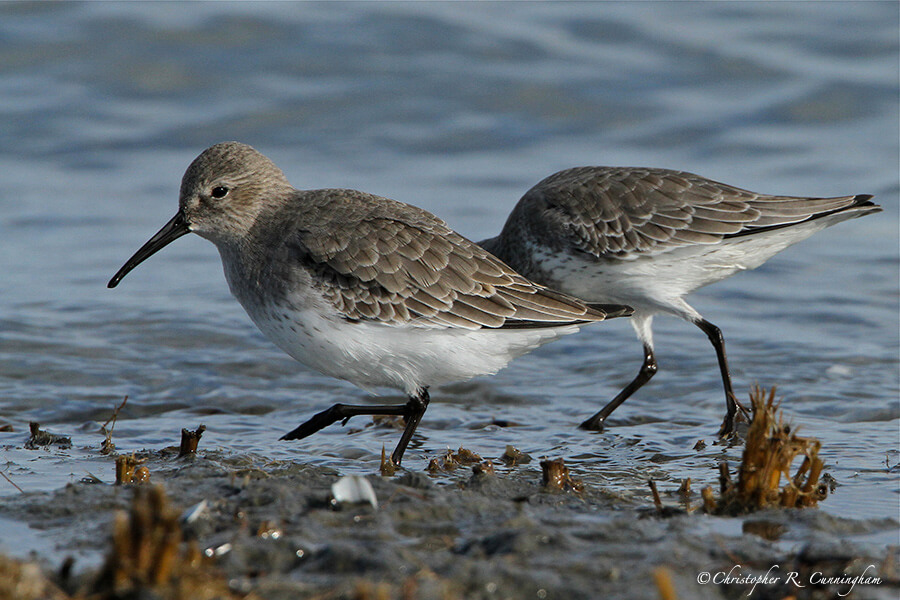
579, 415, 606, 432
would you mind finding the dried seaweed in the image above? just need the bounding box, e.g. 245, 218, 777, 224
114, 454, 150, 486
706, 386, 828, 515
24, 422, 71, 450
178, 425, 206, 458
426, 447, 483, 474
100, 397, 128, 455
89, 485, 251, 600
540, 458, 584, 493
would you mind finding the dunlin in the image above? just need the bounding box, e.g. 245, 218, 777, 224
109, 143, 632, 465
480, 166, 879, 436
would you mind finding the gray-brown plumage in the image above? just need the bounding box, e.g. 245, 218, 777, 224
480, 166, 880, 436
483, 166, 876, 261
108, 143, 633, 465
271, 187, 630, 329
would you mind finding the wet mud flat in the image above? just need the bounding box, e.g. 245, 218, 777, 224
0, 422, 897, 600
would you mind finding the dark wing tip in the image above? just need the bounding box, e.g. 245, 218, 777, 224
852, 194, 881, 210
587, 303, 634, 319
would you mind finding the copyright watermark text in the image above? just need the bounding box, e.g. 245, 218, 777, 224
696, 564, 883, 597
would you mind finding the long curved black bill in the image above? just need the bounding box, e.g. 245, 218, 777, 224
108, 211, 191, 288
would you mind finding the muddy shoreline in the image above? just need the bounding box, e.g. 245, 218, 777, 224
1, 431, 897, 600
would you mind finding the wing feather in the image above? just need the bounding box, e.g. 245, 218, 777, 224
281, 189, 629, 328
496, 167, 875, 258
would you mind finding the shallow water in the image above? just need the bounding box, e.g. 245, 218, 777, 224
0, 0, 897, 568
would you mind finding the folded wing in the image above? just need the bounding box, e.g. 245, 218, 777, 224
285, 190, 631, 329
519, 167, 878, 258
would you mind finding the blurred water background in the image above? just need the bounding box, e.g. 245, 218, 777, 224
0, 1, 897, 558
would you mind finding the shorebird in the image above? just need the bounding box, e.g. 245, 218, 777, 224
108, 143, 632, 465
479, 166, 879, 436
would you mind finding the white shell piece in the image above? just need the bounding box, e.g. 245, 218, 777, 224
181, 499, 209, 524
331, 475, 378, 509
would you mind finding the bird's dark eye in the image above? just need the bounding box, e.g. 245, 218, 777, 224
211, 186, 229, 199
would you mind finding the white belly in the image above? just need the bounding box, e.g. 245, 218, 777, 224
246, 300, 584, 397
528, 220, 834, 316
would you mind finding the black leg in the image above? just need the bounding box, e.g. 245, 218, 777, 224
390, 389, 429, 466
281, 388, 431, 466
580, 343, 657, 431
694, 318, 749, 437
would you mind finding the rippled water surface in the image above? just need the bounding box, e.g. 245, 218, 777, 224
1, 1, 897, 559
